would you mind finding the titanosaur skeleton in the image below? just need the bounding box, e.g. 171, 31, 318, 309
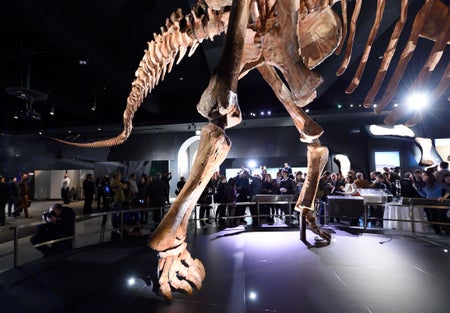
54, 0, 449, 299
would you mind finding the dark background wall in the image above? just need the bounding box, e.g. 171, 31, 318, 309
1, 121, 432, 180
3, 105, 449, 179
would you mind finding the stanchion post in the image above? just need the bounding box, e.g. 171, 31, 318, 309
13, 227, 18, 268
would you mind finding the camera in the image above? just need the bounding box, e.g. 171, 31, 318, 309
42, 210, 57, 222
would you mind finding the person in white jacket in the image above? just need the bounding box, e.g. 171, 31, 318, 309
339, 175, 359, 196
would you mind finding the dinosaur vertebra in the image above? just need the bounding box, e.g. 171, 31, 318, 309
55, 0, 449, 300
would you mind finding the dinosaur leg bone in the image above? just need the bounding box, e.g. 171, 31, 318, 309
148, 123, 230, 299
257, 65, 329, 242
149, 0, 252, 300
149, 124, 230, 251
295, 143, 331, 242
257, 64, 323, 142
197, 0, 250, 129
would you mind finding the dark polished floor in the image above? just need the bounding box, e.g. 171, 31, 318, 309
1, 205, 450, 313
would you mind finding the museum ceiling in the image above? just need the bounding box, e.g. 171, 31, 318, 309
0, 0, 448, 137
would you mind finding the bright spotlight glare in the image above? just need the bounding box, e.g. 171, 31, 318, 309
407, 92, 429, 110
248, 160, 257, 168
248, 291, 257, 301
444, 249, 448, 253
127, 277, 136, 286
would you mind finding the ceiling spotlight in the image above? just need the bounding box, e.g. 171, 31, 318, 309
406, 92, 429, 111
13, 112, 18, 119
49, 106, 55, 115
78, 59, 88, 65
91, 102, 97, 111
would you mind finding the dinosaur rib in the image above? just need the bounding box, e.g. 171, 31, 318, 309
345, 0, 385, 93
410, 8, 449, 88
402, 10, 450, 126
49, 5, 228, 148
335, 0, 347, 56
431, 61, 450, 100
336, 0, 361, 76
363, 0, 408, 108
375, 0, 435, 115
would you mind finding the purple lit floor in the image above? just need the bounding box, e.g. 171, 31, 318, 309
1, 224, 449, 313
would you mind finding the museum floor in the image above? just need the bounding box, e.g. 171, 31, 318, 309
0, 201, 449, 313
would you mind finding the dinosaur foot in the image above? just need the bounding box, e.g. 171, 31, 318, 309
303, 208, 331, 242
156, 242, 205, 300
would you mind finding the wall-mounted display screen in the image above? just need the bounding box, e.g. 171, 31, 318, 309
374, 151, 400, 172
434, 138, 450, 161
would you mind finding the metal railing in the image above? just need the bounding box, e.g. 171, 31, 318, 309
319, 197, 450, 231
1, 197, 448, 273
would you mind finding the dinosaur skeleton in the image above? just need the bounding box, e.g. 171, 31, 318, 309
53, 0, 449, 300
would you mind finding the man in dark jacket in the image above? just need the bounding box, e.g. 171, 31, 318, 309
249, 174, 263, 226
7, 176, 19, 217
147, 172, 169, 224
83, 174, 96, 214
30, 203, 76, 256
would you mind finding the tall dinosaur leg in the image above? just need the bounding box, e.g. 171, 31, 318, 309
257, 64, 330, 242
149, 0, 251, 300
261, 51, 331, 241
149, 124, 230, 299
297, 144, 331, 242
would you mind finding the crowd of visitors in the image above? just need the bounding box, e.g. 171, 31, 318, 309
1, 161, 449, 239
196, 164, 301, 228
315, 162, 450, 233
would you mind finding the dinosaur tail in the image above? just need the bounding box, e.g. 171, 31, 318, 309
49, 1, 229, 148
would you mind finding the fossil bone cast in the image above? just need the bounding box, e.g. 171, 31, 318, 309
52, 0, 449, 300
